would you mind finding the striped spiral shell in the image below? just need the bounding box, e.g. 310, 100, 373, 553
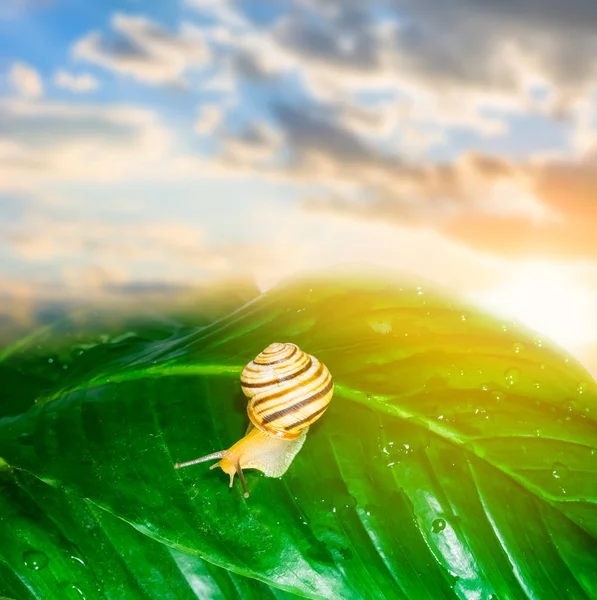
240, 342, 334, 440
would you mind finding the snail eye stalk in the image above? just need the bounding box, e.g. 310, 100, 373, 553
236, 461, 249, 498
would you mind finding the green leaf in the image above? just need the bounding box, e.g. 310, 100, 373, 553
1, 268, 596, 599
0, 279, 295, 599
0, 470, 296, 600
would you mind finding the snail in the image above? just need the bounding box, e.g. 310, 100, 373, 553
174, 342, 334, 498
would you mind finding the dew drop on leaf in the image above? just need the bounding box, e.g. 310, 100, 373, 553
513, 342, 524, 353
504, 368, 520, 386
48, 358, 54, 364
367, 318, 392, 334
70, 553, 86, 567
23, 549, 49, 571
551, 463, 569, 480
431, 518, 446, 533
577, 381, 587, 395
60, 581, 87, 599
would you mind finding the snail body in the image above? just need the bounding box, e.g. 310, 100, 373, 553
174, 343, 333, 498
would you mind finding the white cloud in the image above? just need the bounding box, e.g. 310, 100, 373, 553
72, 13, 210, 85
0, 97, 173, 190
54, 70, 99, 93
9, 62, 43, 98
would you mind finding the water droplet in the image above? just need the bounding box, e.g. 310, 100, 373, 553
62, 364, 69, 370
492, 391, 503, 402
23, 550, 49, 571
535, 428, 542, 436
474, 408, 490, 420
504, 368, 520, 386
577, 382, 587, 395
461, 315, 467, 321
591, 448, 596, 456
513, 342, 524, 353
551, 463, 569, 480
431, 518, 447, 533
540, 363, 546, 370
488, 594, 499, 600
60, 582, 87, 599
70, 554, 86, 567
48, 358, 54, 364
368, 318, 392, 334
534, 338, 543, 347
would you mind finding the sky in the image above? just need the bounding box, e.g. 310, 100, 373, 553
2, 0, 597, 373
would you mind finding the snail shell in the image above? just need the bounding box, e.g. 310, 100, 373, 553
241, 342, 334, 440
174, 342, 334, 498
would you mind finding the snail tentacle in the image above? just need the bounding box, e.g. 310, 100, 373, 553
174, 451, 225, 470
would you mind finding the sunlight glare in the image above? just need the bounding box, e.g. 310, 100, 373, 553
470, 263, 593, 349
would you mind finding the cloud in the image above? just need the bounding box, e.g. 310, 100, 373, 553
9, 62, 43, 98
194, 104, 222, 134
299, 146, 597, 260
173, 0, 597, 262
199, 99, 543, 219
185, 0, 520, 139
5, 219, 208, 264
178, 0, 597, 153
191, 92, 597, 262
293, 0, 597, 97
439, 155, 597, 259
54, 70, 99, 93
0, 97, 173, 190
72, 13, 210, 85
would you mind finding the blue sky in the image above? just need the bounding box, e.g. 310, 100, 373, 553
3, 0, 597, 372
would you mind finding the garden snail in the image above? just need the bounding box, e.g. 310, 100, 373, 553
174, 342, 334, 498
